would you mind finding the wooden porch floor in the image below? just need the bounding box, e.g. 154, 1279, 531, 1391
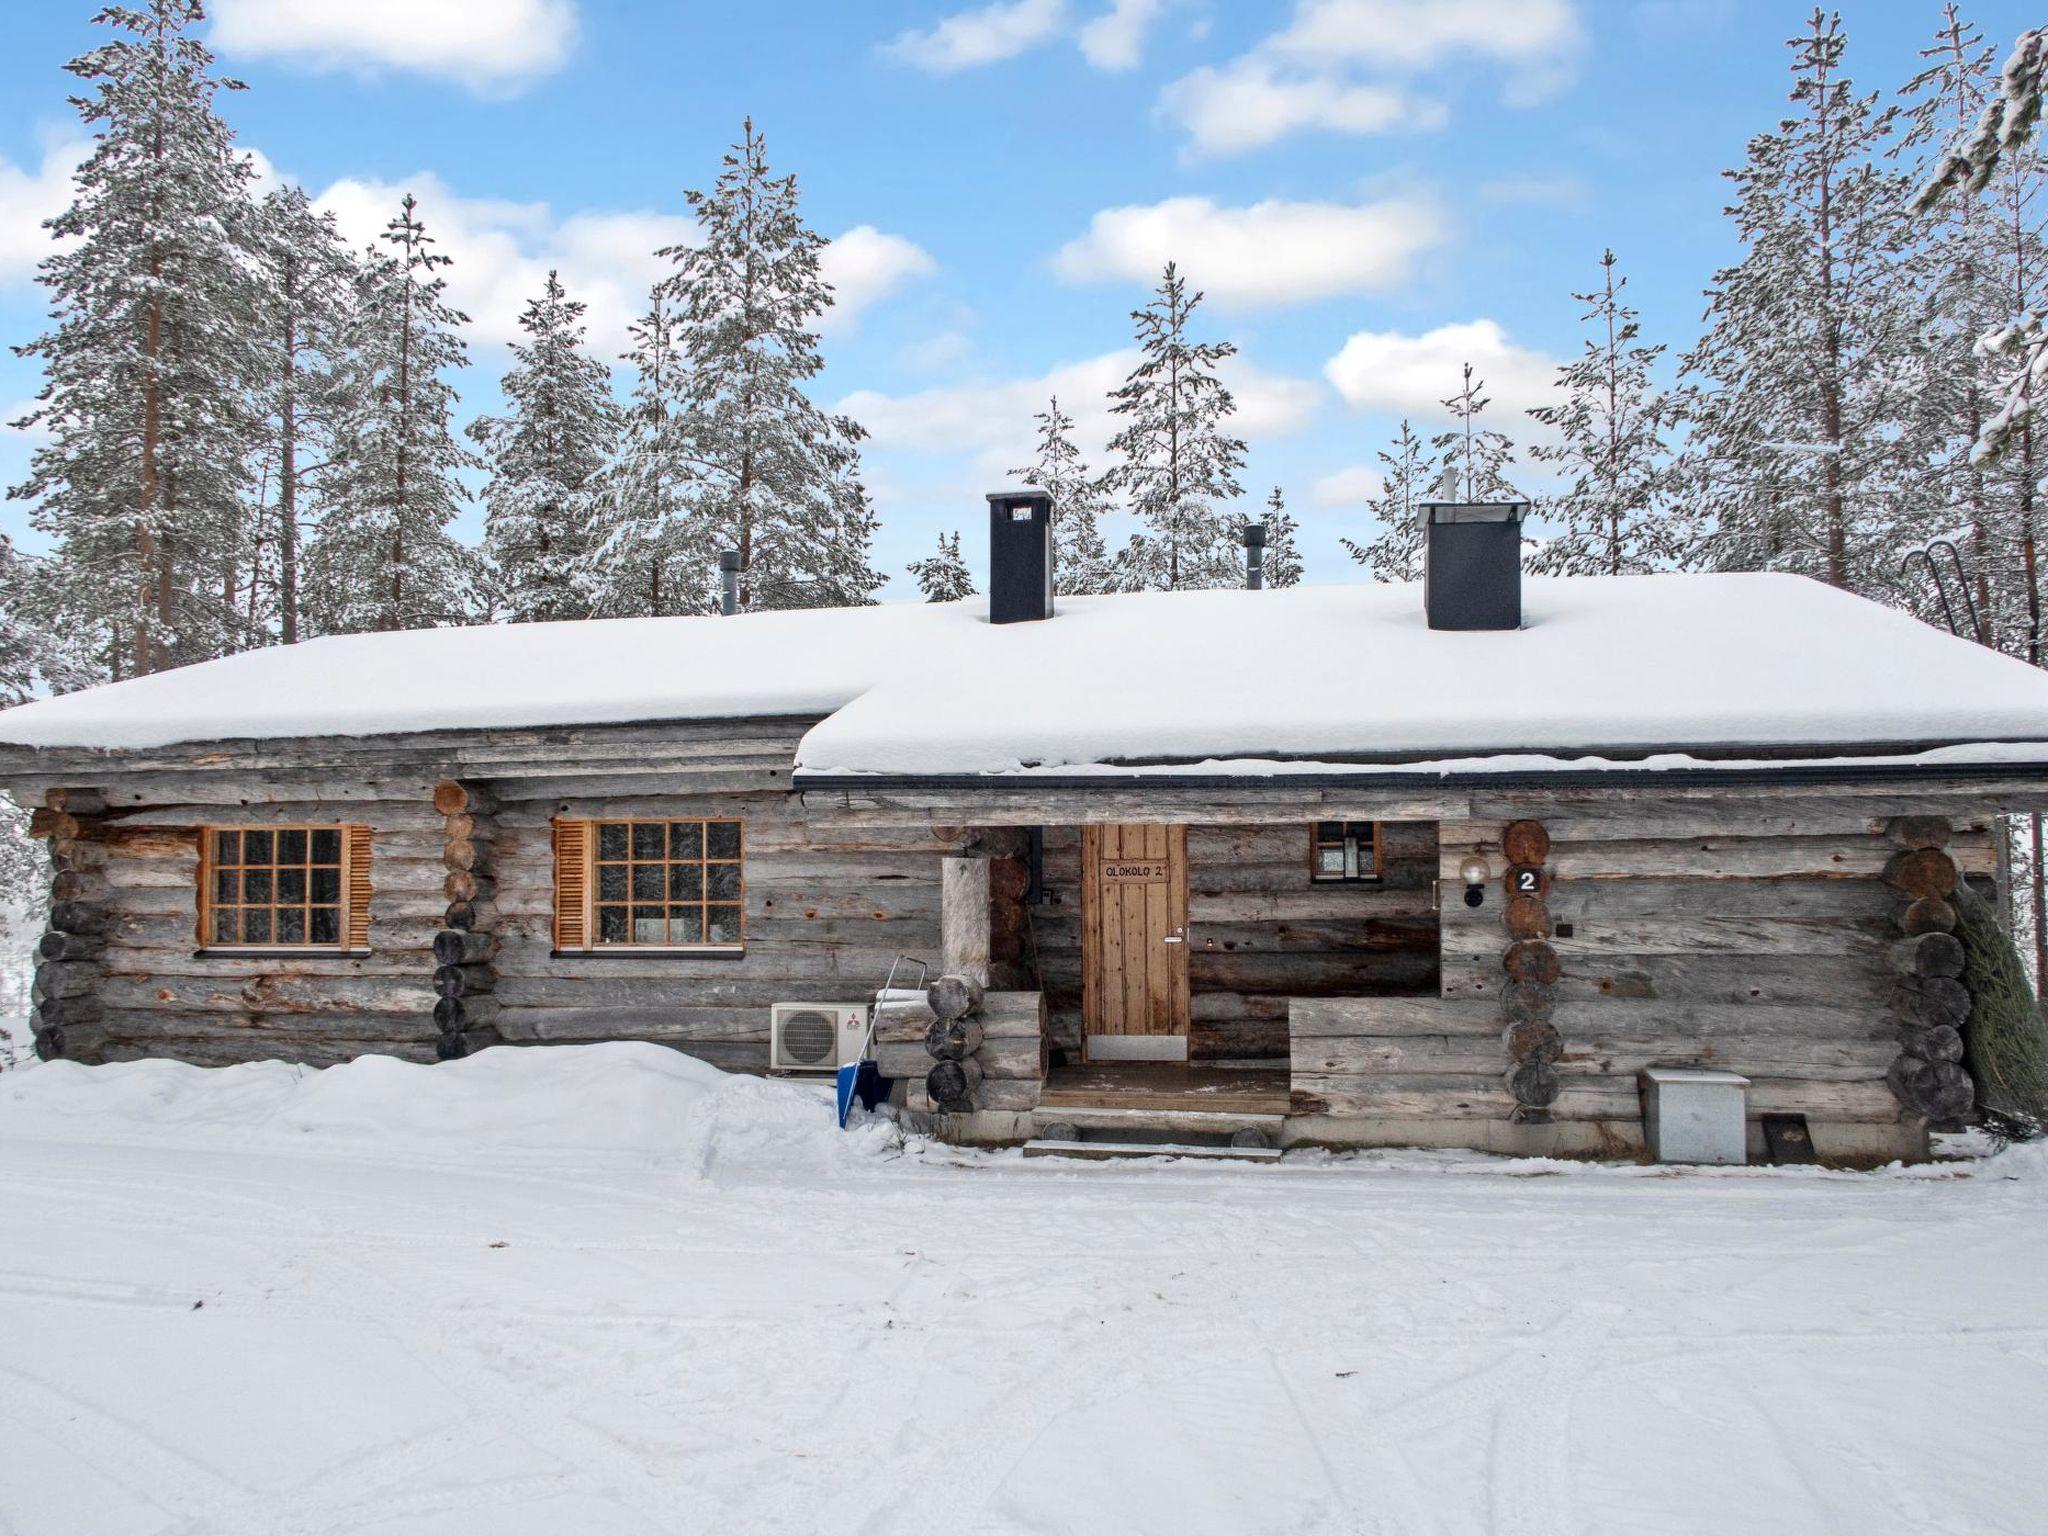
1040, 1063, 1291, 1116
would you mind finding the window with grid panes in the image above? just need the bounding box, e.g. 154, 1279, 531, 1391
591, 819, 744, 947
205, 826, 347, 947
1310, 821, 1382, 883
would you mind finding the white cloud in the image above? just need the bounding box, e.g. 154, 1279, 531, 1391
1158, 0, 1579, 155
0, 138, 88, 288
1054, 194, 1444, 307
209, 0, 577, 92
1158, 57, 1441, 156
884, 0, 1067, 73
843, 347, 1320, 484
1079, 0, 1166, 70
819, 227, 939, 335
1323, 319, 1559, 422
314, 174, 928, 355
1310, 465, 1383, 506
1268, 0, 1579, 71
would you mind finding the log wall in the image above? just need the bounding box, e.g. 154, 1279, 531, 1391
484, 789, 964, 1071
1293, 805, 2001, 1143
82, 788, 446, 1065
1030, 821, 1440, 1063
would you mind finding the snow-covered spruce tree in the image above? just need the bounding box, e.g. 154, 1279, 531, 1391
9, 0, 262, 680
1341, 420, 1438, 582
1011, 395, 1111, 594
1527, 249, 1677, 575
307, 194, 477, 633
470, 270, 619, 623
1434, 363, 1522, 506
1100, 263, 1248, 592
590, 285, 707, 616
1679, 10, 1920, 592
249, 183, 356, 646
1904, 8, 2048, 989
908, 530, 975, 601
660, 120, 881, 611
1258, 486, 1303, 588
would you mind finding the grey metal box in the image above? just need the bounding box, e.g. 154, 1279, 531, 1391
1641, 1068, 1750, 1165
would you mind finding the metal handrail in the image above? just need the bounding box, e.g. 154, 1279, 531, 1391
1900, 538, 1987, 644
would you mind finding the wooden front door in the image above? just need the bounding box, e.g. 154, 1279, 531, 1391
1081, 823, 1190, 1061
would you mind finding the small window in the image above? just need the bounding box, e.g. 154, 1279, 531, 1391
1310, 821, 1381, 884
556, 817, 744, 950
202, 824, 369, 949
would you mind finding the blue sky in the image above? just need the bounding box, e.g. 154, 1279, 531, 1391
0, 0, 2038, 598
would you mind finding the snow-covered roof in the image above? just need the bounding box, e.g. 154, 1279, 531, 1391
4, 573, 2048, 781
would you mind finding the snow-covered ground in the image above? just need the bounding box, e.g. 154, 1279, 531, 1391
0, 1044, 2042, 1536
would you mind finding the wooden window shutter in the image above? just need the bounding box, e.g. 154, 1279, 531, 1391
344, 825, 374, 949
553, 819, 591, 950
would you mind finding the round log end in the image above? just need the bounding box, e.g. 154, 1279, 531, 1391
1895, 1023, 1965, 1064
1889, 931, 1966, 980
1897, 897, 1958, 936
926, 1058, 981, 1112
1502, 939, 1561, 986
1507, 1061, 1561, 1107
1503, 895, 1552, 940
1501, 820, 1551, 867
1504, 1020, 1563, 1065
1500, 980, 1556, 1023
1883, 848, 1958, 901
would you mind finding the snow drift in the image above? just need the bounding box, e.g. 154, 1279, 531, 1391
0, 1041, 900, 1178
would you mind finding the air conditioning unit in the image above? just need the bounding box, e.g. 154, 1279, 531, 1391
769, 1002, 868, 1075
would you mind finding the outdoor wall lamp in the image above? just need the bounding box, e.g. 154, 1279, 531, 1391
1458, 852, 1490, 908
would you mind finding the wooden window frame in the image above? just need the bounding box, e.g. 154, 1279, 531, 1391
1309, 820, 1383, 884
555, 816, 746, 955
199, 823, 371, 955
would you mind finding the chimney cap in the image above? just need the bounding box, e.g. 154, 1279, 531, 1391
1420, 500, 1528, 525
988, 488, 1051, 507
1242, 522, 1268, 549
717, 549, 742, 572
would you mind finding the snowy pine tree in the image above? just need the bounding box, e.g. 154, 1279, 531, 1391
1011, 395, 1111, 594
1434, 363, 1521, 506
661, 120, 881, 611
1258, 486, 1303, 588
1903, 7, 2048, 989
1679, 9, 1919, 592
470, 270, 619, 623
1341, 420, 1438, 582
1527, 250, 1677, 575
590, 285, 705, 616
307, 194, 477, 633
249, 183, 356, 645
908, 530, 975, 601
8, 0, 262, 679
1100, 263, 1247, 591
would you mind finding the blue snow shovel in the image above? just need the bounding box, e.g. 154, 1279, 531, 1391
840, 956, 927, 1127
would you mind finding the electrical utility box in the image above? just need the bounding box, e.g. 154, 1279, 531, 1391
1641, 1068, 1751, 1165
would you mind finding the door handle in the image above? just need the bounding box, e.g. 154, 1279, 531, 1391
1162, 927, 1185, 944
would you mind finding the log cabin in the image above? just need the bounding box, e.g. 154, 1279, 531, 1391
4, 493, 2048, 1163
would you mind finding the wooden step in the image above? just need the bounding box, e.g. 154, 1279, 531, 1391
1034, 1104, 1288, 1137
1021, 1138, 1283, 1163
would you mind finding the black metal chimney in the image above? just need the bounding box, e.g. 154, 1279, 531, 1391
987, 490, 1053, 623
718, 549, 741, 616
1242, 522, 1267, 590
1422, 502, 1526, 631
